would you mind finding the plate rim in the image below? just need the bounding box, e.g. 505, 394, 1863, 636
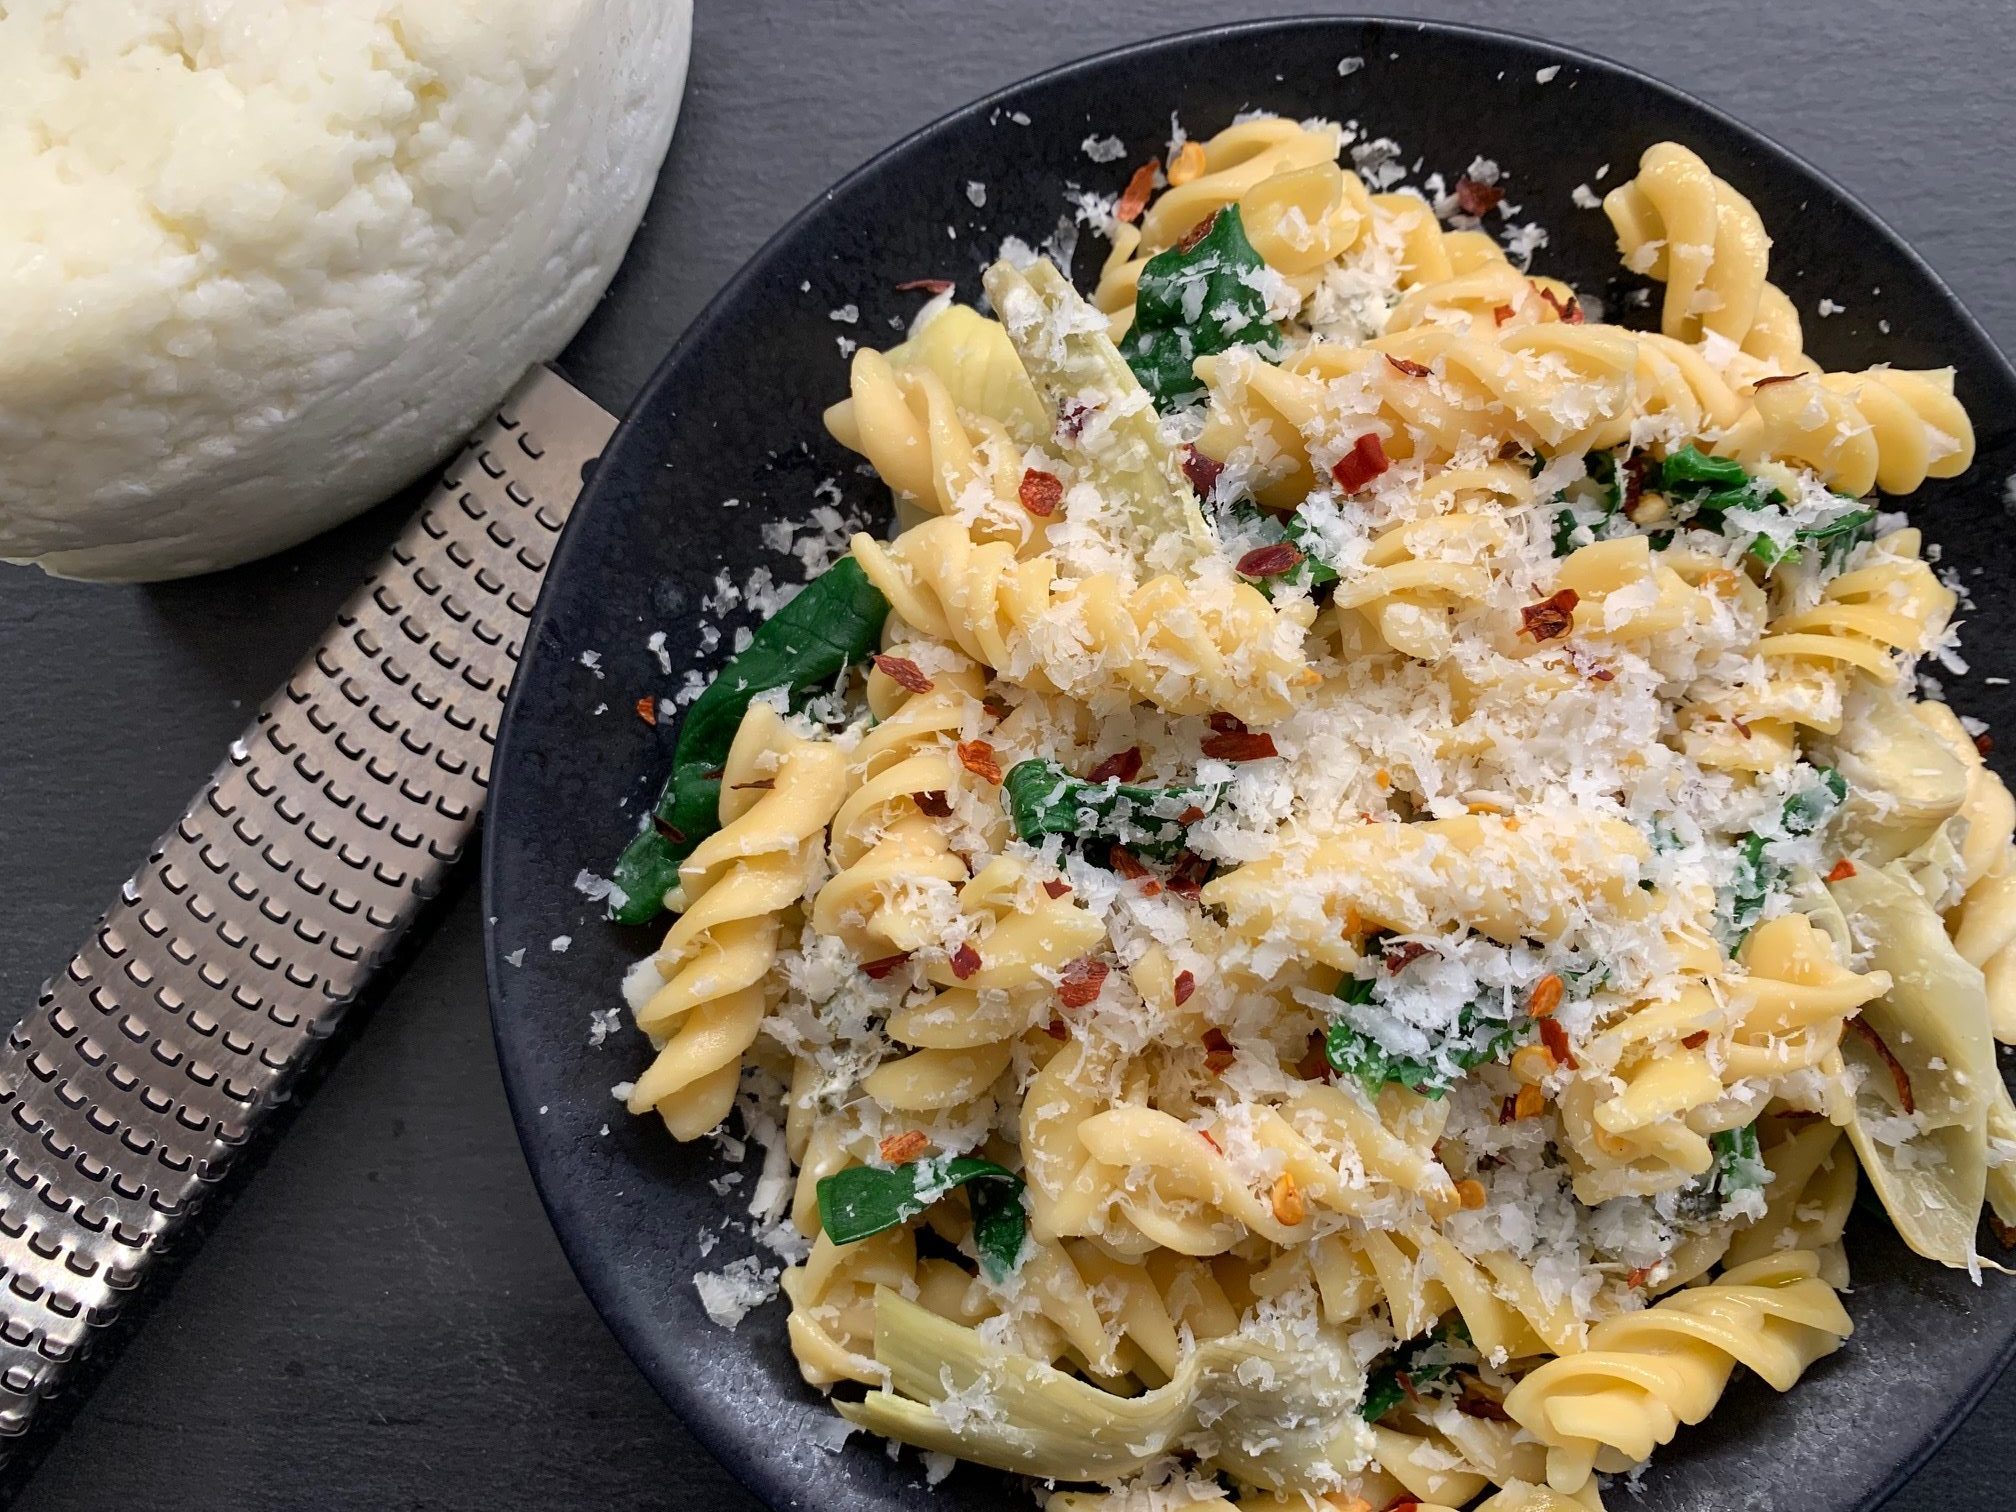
487, 15, 2016, 1512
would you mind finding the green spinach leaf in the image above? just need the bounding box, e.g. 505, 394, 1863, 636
1002, 759, 1219, 860
1119, 205, 1278, 410
817, 1156, 1028, 1281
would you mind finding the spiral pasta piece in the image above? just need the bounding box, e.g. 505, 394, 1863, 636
627, 703, 848, 1139
1719, 366, 1974, 497
1503, 1250, 1851, 1491
851, 517, 1315, 725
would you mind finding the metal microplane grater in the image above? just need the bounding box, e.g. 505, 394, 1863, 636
0, 367, 615, 1454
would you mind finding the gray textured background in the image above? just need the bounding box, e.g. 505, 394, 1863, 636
4, 2, 2011, 1508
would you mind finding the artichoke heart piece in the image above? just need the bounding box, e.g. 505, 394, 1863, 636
981, 257, 1213, 567
837, 1288, 1369, 1487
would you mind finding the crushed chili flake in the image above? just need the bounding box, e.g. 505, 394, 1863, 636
1166, 139, 1207, 186
1845, 1017, 1914, 1114
1456, 1376, 1511, 1421
729, 778, 776, 791
1329, 432, 1391, 492
1992, 1216, 2016, 1250
1108, 844, 1150, 880
1385, 1498, 1422, 1512
1173, 969, 1197, 1006
1492, 302, 1515, 326
1681, 1029, 1711, 1049
1180, 444, 1224, 497
634, 695, 658, 725
1056, 397, 1095, 441
982, 693, 1014, 721
1384, 939, 1432, 974
1825, 858, 1858, 883
912, 789, 953, 817
1114, 161, 1159, 223
1539, 1016, 1579, 1070
1207, 712, 1248, 736
1453, 175, 1504, 216
1176, 804, 1206, 825
1175, 207, 1222, 252
651, 815, 687, 845
1536, 285, 1584, 324
878, 1130, 929, 1164
1384, 353, 1432, 378
1201, 1028, 1236, 1075
957, 739, 1004, 785
1198, 1129, 1224, 1155
1019, 467, 1064, 517
1498, 1094, 1519, 1125
1620, 451, 1650, 516
948, 942, 982, 981
1042, 878, 1072, 899
1626, 1265, 1654, 1289
1527, 973, 1564, 1018
872, 653, 934, 693
1751, 372, 1805, 389
1086, 747, 1143, 784
894, 277, 955, 294
1200, 730, 1279, 762
1235, 541, 1306, 579
862, 952, 913, 980
1043, 1017, 1069, 1041
1057, 956, 1110, 1009
1978, 732, 1997, 756
1519, 587, 1579, 641
1167, 851, 1210, 901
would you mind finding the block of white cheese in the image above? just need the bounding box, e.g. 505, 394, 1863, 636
0, 0, 693, 581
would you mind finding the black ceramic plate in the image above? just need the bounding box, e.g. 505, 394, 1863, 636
485, 17, 2016, 1512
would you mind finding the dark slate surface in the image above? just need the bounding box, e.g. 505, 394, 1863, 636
2, 2, 2009, 1508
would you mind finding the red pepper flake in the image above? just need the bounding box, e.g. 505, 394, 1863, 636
1620, 451, 1650, 517
1114, 161, 1159, 223
1492, 303, 1516, 326
1167, 850, 1211, 901
1992, 1216, 2016, 1250
1456, 1377, 1512, 1422
1978, 732, 1997, 756
1536, 285, 1584, 324
1181, 445, 1224, 497
729, 778, 776, 791
957, 739, 1004, 785
872, 653, 934, 693
1057, 956, 1110, 1009
1176, 208, 1223, 253
1385, 1499, 1423, 1512
948, 942, 983, 981
1384, 353, 1433, 378
1043, 1016, 1069, 1041
1751, 372, 1805, 389
1527, 973, 1564, 1018
895, 277, 955, 295
1202, 1028, 1237, 1075
1056, 398, 1095, 442
1086, 747, 1144, 784
1235, 541, 1306, 579
1042, 878, 1072, 899
635, 695, 658, 725
1681, 1030, 1710, 1049
1519, 587, 1579, 642
1625, 1265, 1654, 1289
1845, 1017, 1914, 1114
1200, 730, 1279, 762
1454, 176, 1505, 216
1198, 1129, 1224, 1155
1298, 1031, 1334, 1082
651, 815, 687, 845
1539, 1015, 1579, 1070
1173, 970, 1197, 1006
1176, 805, 1206, 826
1383, 939, 1432, 975
1207, 712, 1248, 736
1498, 1094, 1519, 1125
878, 1130, 929, 1164
1825, 858, 1858, 883
1329, 432, 1391, 492
1019, 467, 1064, 517
912, 789, 953, 818
1108, 844, 1162, 895
862, 952, 913, 980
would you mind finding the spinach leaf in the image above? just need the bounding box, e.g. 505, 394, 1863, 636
1550, 447, 1630, 556
610, 557, 890, 925
816, 1156, 1028, 1281
1119, 205, 1278, 410
1675, 1122, 1768, 1222
1002, 759, 1219, 860
1324, 974, 1520, 1099
1725, 768, 1847, 941
1361, 1318, 1473, 1421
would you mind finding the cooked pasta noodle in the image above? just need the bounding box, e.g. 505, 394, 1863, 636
606, 113, 2011, 1510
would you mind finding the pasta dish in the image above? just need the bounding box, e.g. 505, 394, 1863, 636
601, 115, 2012, 1511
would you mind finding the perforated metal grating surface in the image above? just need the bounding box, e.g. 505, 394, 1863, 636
0, 367, 613, 1444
